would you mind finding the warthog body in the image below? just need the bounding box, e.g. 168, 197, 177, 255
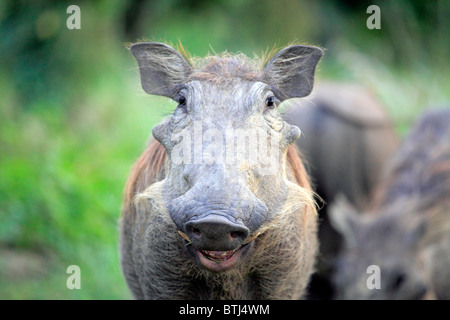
283, 82, 398, 299
330, 108, 450, 299
120, 43, 323, 299
285, 82, 398, 209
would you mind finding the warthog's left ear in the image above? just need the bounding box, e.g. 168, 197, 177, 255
263, 45, 323, 100
329, 195, 361, 247
130, 42, 193, 98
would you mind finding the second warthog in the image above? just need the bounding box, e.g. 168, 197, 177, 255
283, 82, 399, 299
330, 108, 450, 299
120, 43, 323, 299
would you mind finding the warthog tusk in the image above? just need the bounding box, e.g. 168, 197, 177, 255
243, 233, 260, 245
178, 230, 191, 242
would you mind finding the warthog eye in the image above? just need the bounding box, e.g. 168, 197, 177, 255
177, 95, 187, 108
391, 272, 406, 290
265, 96, 277, 109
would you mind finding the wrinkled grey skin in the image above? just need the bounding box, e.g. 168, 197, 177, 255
283, 82, 399, 299
330, 108, 450, 300
156, 80, 277, 242
120, 43, 322, 299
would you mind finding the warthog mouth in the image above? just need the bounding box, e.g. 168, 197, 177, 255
178, 231, 259, 272
196, 247, 245, 272
200, 249, 239, 261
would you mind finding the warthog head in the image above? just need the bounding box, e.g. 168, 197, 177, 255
330, 199, 429, 299
329, 109, 450, 299
130, 42, 322, 272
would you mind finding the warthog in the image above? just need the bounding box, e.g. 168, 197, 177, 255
283, 82, 399, 299
330, 108, 450, 299
120, 42, 323, 299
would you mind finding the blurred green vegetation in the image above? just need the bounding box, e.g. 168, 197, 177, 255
0, 0, 448, 299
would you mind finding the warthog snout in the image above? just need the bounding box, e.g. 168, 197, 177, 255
185, 215, 249, 251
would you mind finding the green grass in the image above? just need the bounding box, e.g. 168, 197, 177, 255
0, 46, 175, 299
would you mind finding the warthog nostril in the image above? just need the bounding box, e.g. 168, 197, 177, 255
189, 226, 201, 238
230, 231, 245, 240
184, 215, 249, 251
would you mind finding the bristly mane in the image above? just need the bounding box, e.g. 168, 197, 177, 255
124, 140, 166, 210
174, 42, 304, 84
369, 109, 450, 213
123, 141, 312, 213
188, 53, 263, 83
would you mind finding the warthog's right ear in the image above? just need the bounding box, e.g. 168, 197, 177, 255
130, 42, 193, 98
263, 45, 323, 100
